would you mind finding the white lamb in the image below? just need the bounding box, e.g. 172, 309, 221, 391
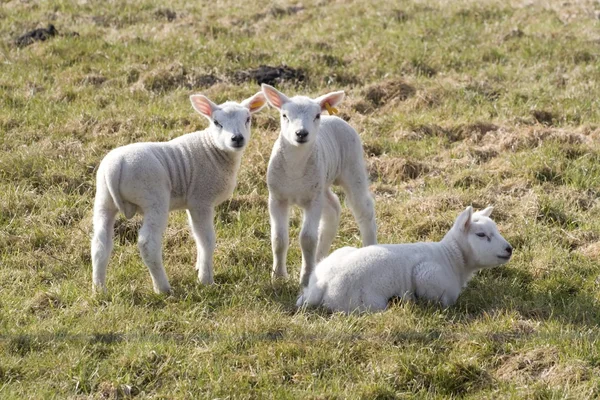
261, 84, 377, 287
297, 206, 513, 313
91, 92, 267, 293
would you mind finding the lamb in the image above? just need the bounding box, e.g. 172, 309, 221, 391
296, 206, 513, 313
91, 92, 267, 293
261, 84, 377, 287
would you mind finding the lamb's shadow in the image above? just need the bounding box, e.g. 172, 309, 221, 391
446, 266, 600, 326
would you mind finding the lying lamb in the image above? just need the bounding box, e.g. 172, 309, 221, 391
91, 92, 267, 293
261, 84, 377, 287
297, 206, 513, 313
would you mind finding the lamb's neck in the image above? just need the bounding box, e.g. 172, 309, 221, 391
439, 234, 473, 287
197, 130, 242, 172
278, 134, 316, 172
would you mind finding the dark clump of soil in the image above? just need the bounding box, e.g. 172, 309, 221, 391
233, 65, 306, 86
155, 8, 177, 21
532, 110, 555, 126
15, 24, 58, 47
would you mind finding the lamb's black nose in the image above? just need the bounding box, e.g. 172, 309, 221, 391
295, 129, 309, 139
231, 134, 244, 146
506, 245, 513, 255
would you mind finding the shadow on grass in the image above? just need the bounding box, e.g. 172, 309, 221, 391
449, 266, 600, 326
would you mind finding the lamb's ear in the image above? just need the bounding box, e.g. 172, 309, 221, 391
241, 92, 267, 114
476, 206, 494, 218
190, 95, 220, 120
454, 206, 473, 232
261, 84, 289, 110
315, 91, 345, 113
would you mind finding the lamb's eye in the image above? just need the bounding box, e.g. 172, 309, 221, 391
246, 116, 251, 125
282, 114, 289, 121
315, 114, 321, 121
214, 120, 223, 129
476, 232, 487, 238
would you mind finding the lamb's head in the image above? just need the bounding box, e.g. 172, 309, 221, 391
261, 84, 344, 147
190, 92, 267, 152
449, 206, 513, 269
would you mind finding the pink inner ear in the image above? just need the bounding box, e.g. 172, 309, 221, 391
194, 99, 212, 116
265, 90, 282, 108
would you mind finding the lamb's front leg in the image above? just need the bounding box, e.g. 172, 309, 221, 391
299, 200, 323, 287
269, 195, 289, 280
187, 207, 216, 285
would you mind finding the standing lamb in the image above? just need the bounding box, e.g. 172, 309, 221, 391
297, 206, 513, 313
91, 92, 267, 293
261, 84, 377, 287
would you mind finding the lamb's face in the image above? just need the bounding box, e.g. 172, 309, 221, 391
211, 104, 252, 153
279, 97, 322, 146
261, 84, 345, 148
466, 215, 512, 268
452, 206, 513, 269
189, 92, 266, 153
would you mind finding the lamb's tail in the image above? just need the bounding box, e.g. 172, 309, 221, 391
102, 158, 136, 219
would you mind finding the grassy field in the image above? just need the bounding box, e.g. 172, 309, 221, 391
2, 0, 600, 397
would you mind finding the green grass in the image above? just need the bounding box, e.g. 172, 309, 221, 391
2, 0, 600, 398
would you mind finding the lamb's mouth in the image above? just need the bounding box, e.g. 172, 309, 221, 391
497, 255, 511, 260
295, 138, 308, 144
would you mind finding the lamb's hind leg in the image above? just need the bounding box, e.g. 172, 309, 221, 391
91, 205, 118, 292
138, 205, 171, 294
316, 188, 341, 261
342, 178, 377, 246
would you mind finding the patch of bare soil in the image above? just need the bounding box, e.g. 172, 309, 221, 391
232, 65, 306, 86
14, 24, 57, 47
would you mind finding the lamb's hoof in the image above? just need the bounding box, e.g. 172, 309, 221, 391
153, 285, 172, 295
198, 276, 215, 285
271, 271, 289, 283
92, 283, 107, 294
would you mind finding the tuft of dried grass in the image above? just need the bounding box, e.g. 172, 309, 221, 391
355, 79, 416, 113
368, 156, 430, 184
28, 291, 62, 314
